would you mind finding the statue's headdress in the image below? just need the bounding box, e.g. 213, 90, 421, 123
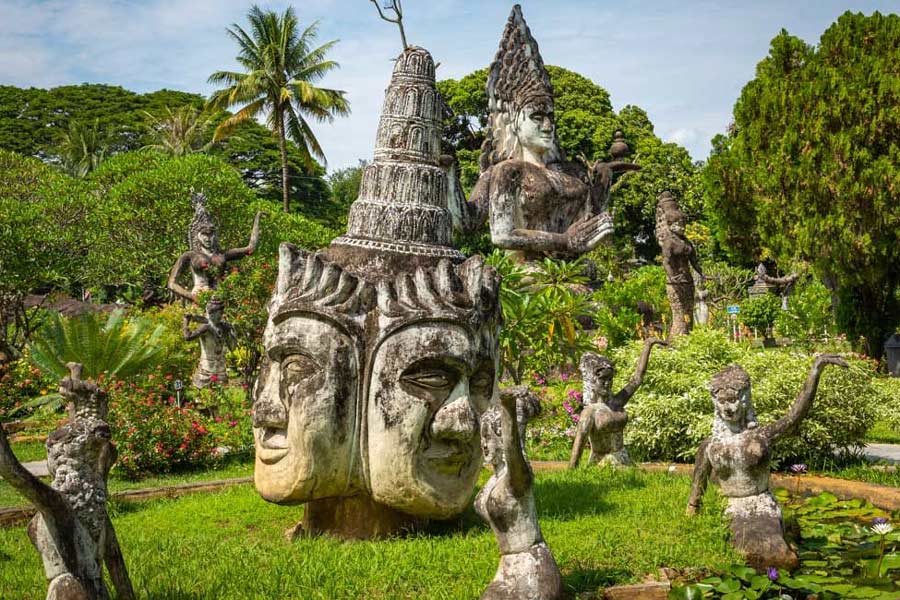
188, 190, 220, 253
481, 4, 562, 169
655, 191, 686, 241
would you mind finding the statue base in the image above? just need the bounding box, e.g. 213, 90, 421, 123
298, 495, 424, 540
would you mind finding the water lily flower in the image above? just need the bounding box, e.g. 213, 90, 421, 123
871, 522, 894, 536
789, 463, 807, 475
766, 567, 778, 581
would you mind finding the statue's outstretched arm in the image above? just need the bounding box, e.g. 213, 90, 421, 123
224, 211, 263, 261
445, 158, 488, 234
688, 247, 704, 279
568, 405, 594, 469
613, 337, 667, 408
499, 387, 533, 497
686, 437, 711, 515
0, 427, 67, 520
763, 354, 848, 441
168, 253, 195, 302
182, 315, 208, 341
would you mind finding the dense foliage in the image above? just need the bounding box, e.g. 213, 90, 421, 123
704, 12, 900, 354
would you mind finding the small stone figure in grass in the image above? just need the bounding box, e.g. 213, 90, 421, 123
685, 355, 848, 571
0, 363, 134, 600
168, 190, 263, 303
477, 386, 562, 600
568, 338, 667, 469
183, 296, 236, 389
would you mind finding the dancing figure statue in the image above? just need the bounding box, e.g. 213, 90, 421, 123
450, 4, 639, 264
686, 355, 848, 569
568, 338, 666, 468
167, 191, 262, 303
183, 296, 237, 389
0, 363, 134, 600
477, 387, 562, 600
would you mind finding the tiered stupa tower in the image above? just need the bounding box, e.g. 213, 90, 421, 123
328, 46, 464, 278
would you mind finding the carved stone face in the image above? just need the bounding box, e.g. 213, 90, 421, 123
196, 227, 217, 253
713, 385, 750, 429
367, 322, 495, 518
480, 409, 503, 468
515, 101, 555, 160
252, 313, 359, 503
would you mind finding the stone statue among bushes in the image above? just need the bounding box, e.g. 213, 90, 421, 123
568, 338, 666, 468
183, 296, 236, 389
0, 363, 134, 600
449, 4, 638, 263
252, 46, 501, 539
168, 191, 262, 303
686, 355, 848, 570
477, 387, 562, 600
656, 191, 704, 337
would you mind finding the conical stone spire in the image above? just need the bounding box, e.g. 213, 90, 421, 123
328, 46, 463, 278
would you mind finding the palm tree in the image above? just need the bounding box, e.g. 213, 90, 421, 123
207, 6, 350, 213
142, 105, 217, 156
57, 119, 111, 177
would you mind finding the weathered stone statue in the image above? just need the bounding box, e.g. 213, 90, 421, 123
568, 338, 666, 468
695, 288, 711, 326
449, 4, 638, 263
0, 363, 134, 600
477, 387, 562, 600
183, 296, 236, 389
252, 46, 502, 539
749, 263, 800, 310
656, 192, 704, 337
686, 356, 848, 570
167, 191, 262, 303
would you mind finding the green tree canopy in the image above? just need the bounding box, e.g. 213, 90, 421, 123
703, 11, 900, 354
437, 66, 702, 261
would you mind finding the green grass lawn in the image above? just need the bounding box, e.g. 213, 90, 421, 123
9, 439, 46, 463
0, 456, 254, 508
0, 468, 737, 599
866, 420, 900, 444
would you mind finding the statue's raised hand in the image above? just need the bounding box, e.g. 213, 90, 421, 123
813, 354, 849, 370
566, 213, 614, 253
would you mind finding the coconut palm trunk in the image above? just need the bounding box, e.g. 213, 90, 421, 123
277, 110, 291, 213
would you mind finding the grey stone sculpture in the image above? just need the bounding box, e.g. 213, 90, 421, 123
568, 338, 666, 468
167, 191, 262, 303
0, 363, 134, 600
686, 355, 848, 570
749, 264, 800, 310
656, 192, 704, 337
252, 46, 502, 540
182, 296, 237, 389
477, 387, 562, 600
449, 4, 638, 263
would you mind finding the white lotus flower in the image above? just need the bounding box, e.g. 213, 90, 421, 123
872, 522, 894, 536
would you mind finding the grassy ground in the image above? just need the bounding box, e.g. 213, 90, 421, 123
0, 468, 737, 599
8, 439, 46, 463
866, 420, 900, 444
0, 456, 254, 508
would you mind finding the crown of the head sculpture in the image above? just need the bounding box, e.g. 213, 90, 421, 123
329, 46, 463, 279
188, 190, 219, 254
253, 46, 502, 538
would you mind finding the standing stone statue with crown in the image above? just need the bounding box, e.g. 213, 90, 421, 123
449, 4, 639, 264
252, 45, 502, 540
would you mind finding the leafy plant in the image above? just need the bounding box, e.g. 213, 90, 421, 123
740, 294, 781, 337
27, 309, 166, 381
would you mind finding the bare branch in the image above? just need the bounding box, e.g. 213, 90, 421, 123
370, 0, 408, 50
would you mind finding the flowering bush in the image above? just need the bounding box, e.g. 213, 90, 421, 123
0, 357, 56, 417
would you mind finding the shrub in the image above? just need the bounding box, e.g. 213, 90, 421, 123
107, 373, 217, 478
740, 293, 781, 336
592, 265, 669, 347
617, 329, 878, 465
774, 277, 833, 341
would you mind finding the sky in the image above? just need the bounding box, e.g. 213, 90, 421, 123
1, 0, 897, 171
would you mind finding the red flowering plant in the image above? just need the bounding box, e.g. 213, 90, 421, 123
215, 254, 276, 397
189, 379, 253, 454
521, 371, 586, 462
107, 371, 218, 478
0, 357, 58, 418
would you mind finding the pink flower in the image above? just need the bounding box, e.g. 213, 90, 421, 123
210, 374, 219, 383
229, 420, 238, 427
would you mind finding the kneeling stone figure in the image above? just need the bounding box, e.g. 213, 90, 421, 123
686, 355, 848, 570
477, 386, 562, 600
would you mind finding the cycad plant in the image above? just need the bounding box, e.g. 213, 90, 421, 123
28, 309, 166, 382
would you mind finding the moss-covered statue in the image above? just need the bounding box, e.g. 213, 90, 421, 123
568, 338, 666, 468
686, 356, 848, 570
450, 4, 639, 263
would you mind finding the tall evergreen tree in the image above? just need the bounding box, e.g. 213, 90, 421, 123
704, 12, 900, 355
